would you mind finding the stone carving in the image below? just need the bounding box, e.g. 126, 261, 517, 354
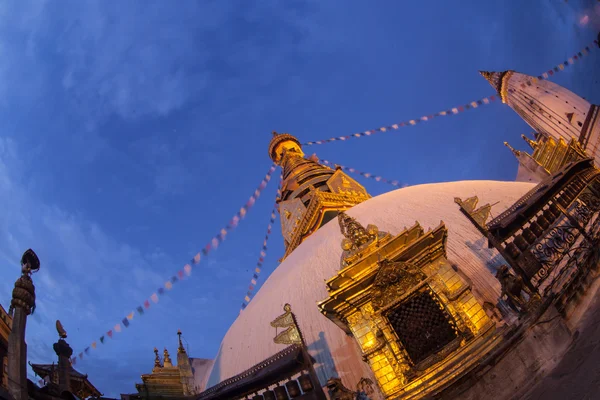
496, 265, 539, 313
371, 259, 426, 310
9, 249, 40, 316
56, 320, 67, 339
326, 377, 374, 400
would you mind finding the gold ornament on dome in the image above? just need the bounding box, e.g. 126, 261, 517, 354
270, 303, 303, 346
371, 259, 426, 310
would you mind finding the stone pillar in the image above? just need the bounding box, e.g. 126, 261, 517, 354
53, 339, 73, 394
7, 249, 39, 400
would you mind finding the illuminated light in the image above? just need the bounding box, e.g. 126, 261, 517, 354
579, 15, 589, 25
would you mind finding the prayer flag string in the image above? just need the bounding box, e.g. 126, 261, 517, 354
319, 159, 408, 189
70, 164, 278, 365
303, 37, 599, 147
240, 173, 283, 311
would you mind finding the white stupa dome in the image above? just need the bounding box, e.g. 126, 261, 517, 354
202, 180, 536, 390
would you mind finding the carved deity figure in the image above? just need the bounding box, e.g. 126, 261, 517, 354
495, 265, 534, 313
326, 377, 373, 400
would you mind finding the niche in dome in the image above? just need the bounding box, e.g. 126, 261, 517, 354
386, 289, 459, 366
318, 215, 499, 399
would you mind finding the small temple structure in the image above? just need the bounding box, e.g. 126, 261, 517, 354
480, 69, 600, 183
120, 331, 211, 400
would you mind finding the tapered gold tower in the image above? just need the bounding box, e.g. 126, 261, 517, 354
268, 132, 370, 259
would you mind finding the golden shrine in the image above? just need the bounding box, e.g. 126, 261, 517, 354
318, 213, 498, 399
125, 331, 198, 399
504, 131, 587, 177
269, 132, 370, 259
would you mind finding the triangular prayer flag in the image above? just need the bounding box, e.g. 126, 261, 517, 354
107, 330, 113, 338
144, 299, 151, 308
171, 275, 178, 283
115, 324, 122, 332
79, 353, 83, 359
157, 287, 165, 295
137, 306, 144, 315
178, 270, 184, 279
84, 347, 90, 354
127, 312, 134, 320
91, 342, 97, 349
71, 357, 77, 365
100, 336, 105, 343
151, 293, 159, 303
122, 318, 130, 327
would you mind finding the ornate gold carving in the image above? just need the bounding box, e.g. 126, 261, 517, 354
320, 220, 499, 398
271, 304, 303, 346
279, 198, 307, 243
371, 260, 426, 310
454, 196, 492, 230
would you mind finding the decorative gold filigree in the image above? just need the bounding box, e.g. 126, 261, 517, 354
371, 259, 426, 310
271, 304, 303, 346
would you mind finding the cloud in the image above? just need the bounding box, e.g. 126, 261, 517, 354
0, 135, 182, 387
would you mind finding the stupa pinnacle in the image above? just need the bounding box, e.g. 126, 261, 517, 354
268, 131, 371, 259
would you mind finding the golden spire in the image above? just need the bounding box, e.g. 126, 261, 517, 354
268, 132, 371, 259
504, 142, 521, 157
479, 70, 514, 103
177, 329, 186, 354
153, 347, 162, 369
163, 348, 172, 367
521, 134, 538, 150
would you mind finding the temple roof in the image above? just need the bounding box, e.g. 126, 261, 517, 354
30, 363, 102, 398
197, 344, 310, 400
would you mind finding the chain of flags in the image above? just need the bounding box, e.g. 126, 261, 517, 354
319, 159, 409, 189
70, 164, 278, 365
520, 39, 598, 87
240, 174, 283, 311
303, 37, 599, 148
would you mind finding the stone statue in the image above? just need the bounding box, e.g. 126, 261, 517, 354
495, 265, 534, 313
326, 377, 373, 400
56, 320, 68, 339
326, 378, 355, 400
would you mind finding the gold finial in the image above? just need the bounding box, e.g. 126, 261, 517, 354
177, 329, 186, 354
153, 348, 161, 368
503, 142, 520, 157
338, 212, 377, 251
56, 320, 67, 339
521, 134, 537, 150
163, 348, 172, 367
268, 132, 303, 164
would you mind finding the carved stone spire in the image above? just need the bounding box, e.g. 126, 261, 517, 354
177, 329, 185, 354
163, 348, 173, 367
153, 347, 162, 371
7, 249, 40, 400
53, 321, 73, 394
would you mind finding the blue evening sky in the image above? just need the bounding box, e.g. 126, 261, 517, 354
0, 0, 598, 397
